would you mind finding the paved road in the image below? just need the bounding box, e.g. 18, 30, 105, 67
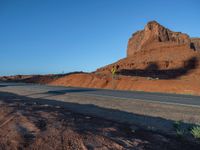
0, 82, 200, 108
0, 82, 200, 133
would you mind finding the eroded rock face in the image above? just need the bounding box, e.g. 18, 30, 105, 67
127, 21, 195, 57
96, 21, 200, 76
191, 38, 200, 51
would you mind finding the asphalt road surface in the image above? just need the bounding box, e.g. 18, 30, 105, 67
0, 82, 200, 133
0, 82, 199, 108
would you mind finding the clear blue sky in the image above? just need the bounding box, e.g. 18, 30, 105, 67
0, 0, 199, 76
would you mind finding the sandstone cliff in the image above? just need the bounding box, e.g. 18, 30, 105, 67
191, 38, 200, 51
97, 21, 200, 76
127, 21, 199, 57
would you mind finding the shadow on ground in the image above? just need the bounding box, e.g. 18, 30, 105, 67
0, 83, 30, 87
23, 88, 97, 99
0, 91, 196, 134
46, 89, 97, 95
0, 91, 199, 149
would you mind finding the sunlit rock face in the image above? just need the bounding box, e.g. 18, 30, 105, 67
191, 38, 200, 51
126, 21, 199, 57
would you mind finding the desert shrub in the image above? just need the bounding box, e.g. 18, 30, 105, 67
173, 120, 186, 137
173, 120, 182, 130
191, 126, 200, 139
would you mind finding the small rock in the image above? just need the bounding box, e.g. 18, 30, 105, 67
85, 116, 91, 119
130, 125, 139, 133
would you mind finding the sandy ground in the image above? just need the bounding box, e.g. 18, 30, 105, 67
0, 96, 200, 150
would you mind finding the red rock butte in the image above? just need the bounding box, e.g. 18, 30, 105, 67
1, 21, 200, 95
97, 21, 200, 74
127, 21, 197, 57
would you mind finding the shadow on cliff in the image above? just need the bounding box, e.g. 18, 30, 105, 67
117, 57, 199, 79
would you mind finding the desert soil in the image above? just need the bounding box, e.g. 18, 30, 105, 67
46, 72, 200, 96
0, 96, 199, 150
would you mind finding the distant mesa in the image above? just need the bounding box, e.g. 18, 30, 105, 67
127, 20, 200, 57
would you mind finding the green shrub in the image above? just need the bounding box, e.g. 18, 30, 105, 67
173, 120, 182, 130
191, 126, 200, 139
173, 120, 186, 137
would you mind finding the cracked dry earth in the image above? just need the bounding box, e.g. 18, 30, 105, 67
0, 100, 199, 150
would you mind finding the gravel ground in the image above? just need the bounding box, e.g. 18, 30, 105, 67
0, 97, 199, 150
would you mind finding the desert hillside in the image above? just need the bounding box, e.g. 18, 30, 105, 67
1, 21, 200, 95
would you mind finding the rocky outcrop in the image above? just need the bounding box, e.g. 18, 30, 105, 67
191, 38, 200, 51
127, 21, 198, 57
96, 21, 200, 74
